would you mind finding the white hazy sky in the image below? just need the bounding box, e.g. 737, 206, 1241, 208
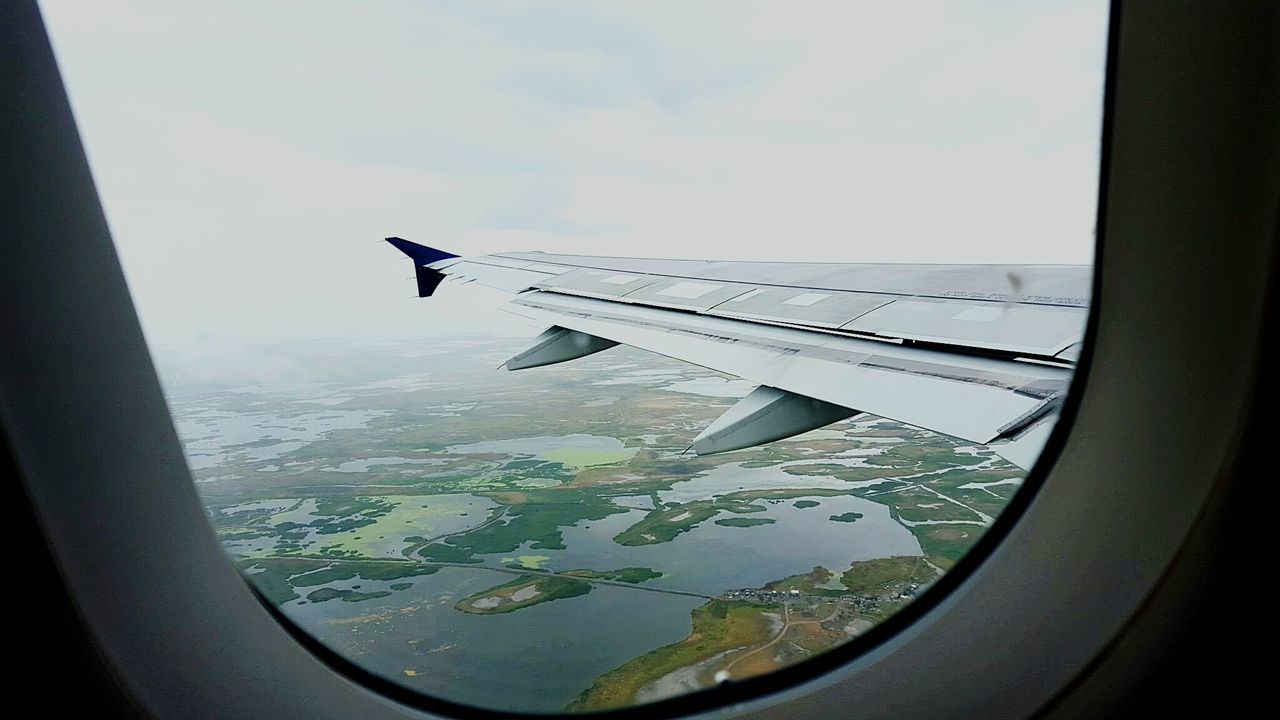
41, 1, 1108, 358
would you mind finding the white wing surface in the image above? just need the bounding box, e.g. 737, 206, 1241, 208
386, 238, 1088, 470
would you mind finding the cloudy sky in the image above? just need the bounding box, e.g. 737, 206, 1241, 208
41, 1, 1108, 362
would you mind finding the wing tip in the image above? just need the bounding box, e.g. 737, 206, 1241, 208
385, 237, 459, 266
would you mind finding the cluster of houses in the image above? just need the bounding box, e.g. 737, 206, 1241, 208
719, 576, 932, 612
721, 588, 803, 602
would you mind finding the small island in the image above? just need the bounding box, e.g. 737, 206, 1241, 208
714, 517, 776, 528
564, 567, 663, 584
456, 575, 591, 614
829, 511, 865, 523
305, 587, 392, 604
793, 500, 820, 509
612, 503, 721, 546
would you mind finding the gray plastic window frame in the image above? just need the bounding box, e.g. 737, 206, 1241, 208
3, 1, 1278, 719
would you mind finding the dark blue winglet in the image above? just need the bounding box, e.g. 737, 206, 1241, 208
385, 237, 458, 266
384, 237, 458, 298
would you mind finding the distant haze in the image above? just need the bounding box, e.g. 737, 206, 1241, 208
41, 0, 1107, 366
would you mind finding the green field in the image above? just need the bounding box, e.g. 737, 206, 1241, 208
568, 600, 780, 712
542, 447, 638, 468
763, 566, 844, 596
840, 556, 929, 593
238, 557, 438, 605
421, 492, 627, 561
908, 524, 984, 568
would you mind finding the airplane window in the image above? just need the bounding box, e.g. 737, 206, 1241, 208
39, 1, 1107, 714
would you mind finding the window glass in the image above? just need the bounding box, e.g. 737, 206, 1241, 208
41, 1, 1107, 713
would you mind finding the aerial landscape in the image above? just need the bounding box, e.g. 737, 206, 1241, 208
175, 334, 1024, 713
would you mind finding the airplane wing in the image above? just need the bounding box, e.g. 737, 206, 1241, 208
386, 237, 1089, 471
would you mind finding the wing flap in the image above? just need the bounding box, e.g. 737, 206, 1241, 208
843, 299, 1084, 356
507, 291, 1068, 446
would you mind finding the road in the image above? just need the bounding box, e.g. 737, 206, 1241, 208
256, 553, 715, 600
421, 561, 716, 599
722, 602, 840, 674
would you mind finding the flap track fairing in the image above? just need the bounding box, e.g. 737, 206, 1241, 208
691, 385, 859, 455
504, 326, 619, 371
